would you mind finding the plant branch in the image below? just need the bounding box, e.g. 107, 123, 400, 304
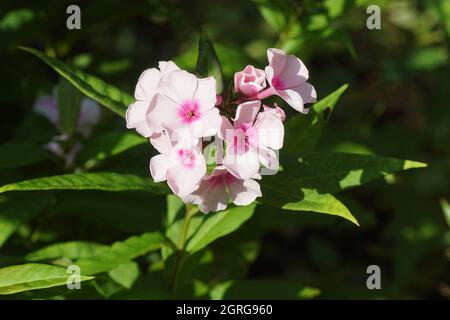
170, 203, 199, 297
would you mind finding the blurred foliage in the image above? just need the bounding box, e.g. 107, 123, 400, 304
0, 0, 448, 299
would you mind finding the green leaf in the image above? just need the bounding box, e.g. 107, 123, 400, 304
0, 9, 35, 31
76, 232, 174, 275
440, 198, 450, 228
0, 141, 50, 170
405, 47, 448, 71
162, 200, 204, 260
187, 204, 256, 253
57, 78, 82, 135
19, 47, 132, 117
165, 194, 184, 228
167, 216, 205, 250
25, 241, 108, 262
283, 151, 428, 193
437, 0, 450, 38
313, 83, 349, 114
328, 29, 357, 59
324, 0, 346, 18
0, 263, 93, 295
91, 274, 124, 298
253, 0, 288, 32
195, 30, 224, 93
108, 261, 140, 289
284, 84, 348, 151
259, 174, 359, 225
76, 131, 146, 169
0, 193, 51, 248
0, 172, 168, 195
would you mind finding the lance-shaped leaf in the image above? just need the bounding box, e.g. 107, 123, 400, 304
0, 263, 94, 295
0, 172, 168, 195
259, 174, 358, 225
19, 46, 131, 117
186, 204, 257, 253
25, 242, 140, 290
252, 0, 289, 32
440, 198, 450, 228
26, 241, 108, 262
282, 151, 427, 193
437, 0, 450, 38
165, 194, 184, 228
195, 30, 224, 93
108, 261, 140, 289
76, 232, 174, 275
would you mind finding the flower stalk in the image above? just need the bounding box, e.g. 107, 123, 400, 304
170, 203, 199, 297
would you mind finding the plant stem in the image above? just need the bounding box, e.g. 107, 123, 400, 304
178, 204, 197, 248
170, 204, 199, 297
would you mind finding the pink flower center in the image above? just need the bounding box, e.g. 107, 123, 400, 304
208, 175, 225, 188
271, 76, 286, 90
178, 100, 201, 124
178, 148, 195, 168
223, 172, 238, 185
208, 171, 238, 188
232, 123, 257, 154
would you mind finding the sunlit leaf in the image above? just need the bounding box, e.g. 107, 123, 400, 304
0, 172, 168, 195
26, 241, 108, 262
283, 151, 427, 193
76, 232, 174, 275
186, 204, 256, 253
253, 0, 289, 32
20, 47, 132, 117
108, 261, 140, 289
0, 9, 35, 31
440, 198, 450, 228
0, 263, 93, 295
259, 175, 359, 225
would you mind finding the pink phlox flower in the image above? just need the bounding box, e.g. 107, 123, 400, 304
183, 165, 262, 213
149, 70, 221, 138
264, 48, 317, 114
262, 103, 286, 122
126, 61, 180, 137
149, 129, 206, 197
219, 100, 284, 179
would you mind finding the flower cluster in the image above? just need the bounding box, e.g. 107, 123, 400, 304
126, 48, 316, 213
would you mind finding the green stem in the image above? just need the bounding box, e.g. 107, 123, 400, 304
170, 204, 199, 297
